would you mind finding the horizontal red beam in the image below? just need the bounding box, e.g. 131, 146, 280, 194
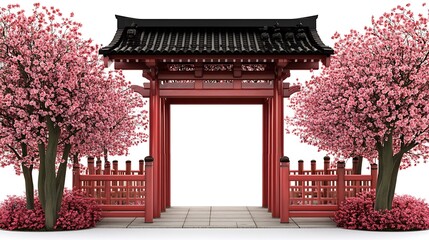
285, 62, 319, 70
100, 205, 146, 211
157, 71, 275, 80
344, 175, 372, 181
159, 89, 273, 98
167, 98, 266, 104
101, 211, 145, 218
79, 175, 145, 181
114, 62, 148, 70
289, 175, 337, 181
289, 205, 338, 211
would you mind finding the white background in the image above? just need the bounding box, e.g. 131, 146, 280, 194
0, 0, 429, 239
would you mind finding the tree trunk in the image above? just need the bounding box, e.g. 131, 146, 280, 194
43, 118, 61, 230
103, 148, 108, 162
20, 143, 34, 210
55, 144, 71, 213
356, 156, 363, 174
374, 135, 401, 210
38, 143, 46, 211
21, 163, 34, 210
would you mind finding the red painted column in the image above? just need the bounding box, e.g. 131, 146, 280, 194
144, 156, 154, 223
149, 78, 161, 218
267, 98, 272, 212
272, 78, 284, 218
166, 102, 171, 208
262, 101, 268, 208
280, 156, 290, 223
160, 98, 166, 212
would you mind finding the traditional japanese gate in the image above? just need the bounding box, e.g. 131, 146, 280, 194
93, 16, 349, 221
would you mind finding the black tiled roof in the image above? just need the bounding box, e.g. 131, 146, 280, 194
99, 16, 333, 56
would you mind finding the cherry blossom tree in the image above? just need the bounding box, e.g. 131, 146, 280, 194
288, 3, 429, 210
0, 4, 147, 230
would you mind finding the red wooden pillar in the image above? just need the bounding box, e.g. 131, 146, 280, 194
280, 156, 290, 223
144, 156, 154, 223
267, 98, 272, 212
160, 98, 166, 212
165, 102, 171, 208
149, 77, 161, 218
273, 80, 284, 217
262, 101, 268, 208
271, 78, 284, 218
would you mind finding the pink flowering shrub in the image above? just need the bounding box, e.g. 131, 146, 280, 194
0, 190, 101, 230
55, 190, 102, 230
334, 190, 429, 230
0, 195, 45, 230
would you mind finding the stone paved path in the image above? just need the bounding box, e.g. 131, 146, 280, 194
97, 206, 337, 228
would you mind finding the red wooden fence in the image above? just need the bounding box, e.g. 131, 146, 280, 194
280, 156, 377, 223
72, 156, 154, 222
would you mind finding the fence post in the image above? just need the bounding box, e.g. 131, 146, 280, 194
87, 157, 95, 197
298, 160, 304, 174
337, 161, 346, 205
370, 163, 378, 190
145, 156, 154, 223
104, 161, 111, 205
323, 156, 330, 174
311, 160, 316, 175
323, 156, 330, 203
112, 160, 118, 175
72, 156, 81, 190
310, 160, 316, 187
88, 157, 95, 174
139, 160, 144, 175
280, 156, 290, 223
126, 160, 132, 175
96, 159, 102, 175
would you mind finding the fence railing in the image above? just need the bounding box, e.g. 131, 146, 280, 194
280, 156, 378, 223
73, 156, 154, 222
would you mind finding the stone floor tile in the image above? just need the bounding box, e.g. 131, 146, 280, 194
210, 218, 253, 222
183, 221, 210, 228
211, 214, 251, 218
